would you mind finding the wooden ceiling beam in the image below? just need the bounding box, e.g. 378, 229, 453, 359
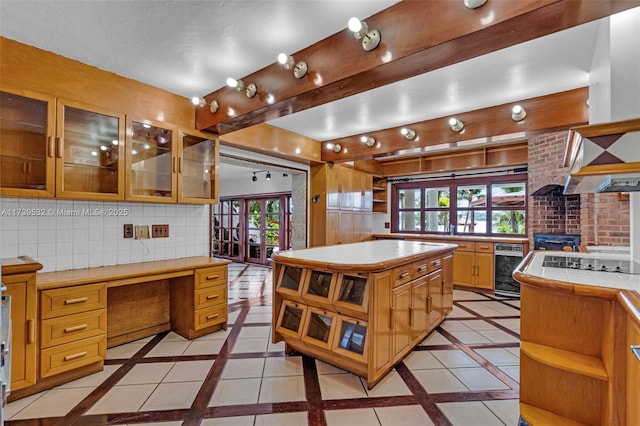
196, 0, 637, 136
321, 88, 589, 162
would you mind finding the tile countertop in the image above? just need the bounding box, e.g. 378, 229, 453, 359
519, 250, 640, 291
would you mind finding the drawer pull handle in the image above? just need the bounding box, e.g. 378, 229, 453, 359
64, 351, 87, 362
417, 266, 427, 272
399, 272, 410, 279
479, 245, 490, 250
65, 297, 88, 305
206, 313, 220, 320
206, 275, 220, 280
64, 324, 88, 333
206, 294, 220, 300
632, 345, 640, 362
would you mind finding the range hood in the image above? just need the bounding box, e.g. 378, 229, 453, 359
563, 118, 640, 194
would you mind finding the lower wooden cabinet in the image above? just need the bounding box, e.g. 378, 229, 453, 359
452, 241, 494, 289
627, 308, 640, 425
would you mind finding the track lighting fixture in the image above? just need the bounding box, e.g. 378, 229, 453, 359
266, 171, 271, 180
277, 53, 308, 79
360, 136, 376, 147
326, 143, 342, 153
511, 105, 527, 122
449, 117, 464, 132
251, 170, 274, 181
191, 97, 219, 113
400, 128, 416, 140
226, 77, 257, 98
347, 17, 381, 51
252, 173, 257, 182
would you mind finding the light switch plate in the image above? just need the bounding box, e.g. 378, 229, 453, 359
135, 225, 150, 239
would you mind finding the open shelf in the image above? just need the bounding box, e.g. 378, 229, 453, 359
520, 341, 608, 380
520, 403, 589, 426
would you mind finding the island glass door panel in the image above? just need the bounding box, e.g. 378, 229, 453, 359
126, 119, 177, 202
55, 99, 125, 200
0, 89, 55, 197
178, 130, 218, 204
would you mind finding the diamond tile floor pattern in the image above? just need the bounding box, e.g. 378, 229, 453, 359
5, 263, 522, 425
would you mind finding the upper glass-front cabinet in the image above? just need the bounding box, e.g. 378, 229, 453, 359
56, 99, 125, 200
0, 88, 56, 197
126, 119, 177, 202
178, 129, 218, 204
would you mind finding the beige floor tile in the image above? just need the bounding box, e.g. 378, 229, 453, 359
11, 387, 93, 420
258, 376, 306, 403
498, 365, 520, 382
315, 360, 350, 375
255, 411, 308, 426
106, 342, 146, 359
453, 290, 489, 300
375, 405, 435, 426
163, 359, 215, 382
474, 348, 520, 366
201, 415, 255, 425
57, 364, 121, 388
222, 358, 266, 379
484, 399, 521, 425
450, 367, 509, 391
248, 306, 272, 314
267, 339, 286, 352
238, 325, 271, 339
183, 339, 225, 355
461, 320, 500, 331
144, 341, 191, 357
419, 331, 452, 346
477, 329, 520, 343
437, 401, 504, 426
263, 356, 304, 377
492, 318, 520, 331
244, 313, 273, 323
119, 362, 174, 385
318, 373, 367, 399
161, 331, 190, 342
447, 330, 492, 344
362, 370, 411, 397
195, 328, 231, 341
430, 350, 479, 368
5, 391, 45, 419
208, 378, 261, 406
440, 320, 472, 331
403, 351, 445, 370
448, 306, 476, 318
505, 347, 521, 358
413, 369, 468, 394
324, 408, 379, 426
127, 422, 183, 426
232, 337, 269, 353
140, 381, 203, 411
86, 384, 157, 414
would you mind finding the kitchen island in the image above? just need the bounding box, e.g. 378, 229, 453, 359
271, 240, 457, 388
514, 251, 640, 426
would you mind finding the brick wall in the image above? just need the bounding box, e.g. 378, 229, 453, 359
527, 131, 630, 247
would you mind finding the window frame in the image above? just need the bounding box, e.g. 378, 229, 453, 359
391, 173, 527, 236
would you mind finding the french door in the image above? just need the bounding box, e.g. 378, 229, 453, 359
246, 197, 284, 264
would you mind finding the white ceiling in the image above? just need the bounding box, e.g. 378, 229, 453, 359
0, 1, 605, 143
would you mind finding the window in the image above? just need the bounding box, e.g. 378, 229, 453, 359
392, 175, 526, 236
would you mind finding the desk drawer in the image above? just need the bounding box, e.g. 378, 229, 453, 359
194, 304, 227, 330
195, 284, 227, 309
41, 283, 107, 319
195, 266, 227, 289
40, 334, 106, 378
41, 309, 107, 349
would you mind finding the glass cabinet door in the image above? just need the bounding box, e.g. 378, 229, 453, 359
302, 270, 337, 310
126, 119, 177, 202
332, 316, 368, 362
178, 129, 218, 204
333, 274, 369, 319
302, 307, 336, 350
276, 300, 307, 339
275, 265, 306, 300
55, 99, 125, 200
0, 88, 56, 197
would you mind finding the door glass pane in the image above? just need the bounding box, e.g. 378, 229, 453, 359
63, 106, 119, 193
398, 211, 420, 231
424, 211, 449, 232
457, 185, 487, 208
306, 312, 333, 343
306, 271, 333, 298
337, 276, 367, 306
492, 210, 525, 234
265, 213, 279, 245
456, 210, 487, 233
398, 188, 421, 208
129, 121, 173, 197
181, 133, 216, 200
337, 321, 367, 355
492, 183, 525, 207
0, 92, 48, 190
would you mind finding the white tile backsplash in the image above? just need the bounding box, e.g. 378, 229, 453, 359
0, 197, 211, 272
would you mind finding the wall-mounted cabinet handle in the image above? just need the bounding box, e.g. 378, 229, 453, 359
632, 345, 640, 361
178, 156, 182, 173
64, 324, 88, 333
172, 156, 177, 173
47, 136, 54, 158
64, 297, 88, 305
27, 319, 35, 343
56, 137, 63, 158
64, 351, 87, 362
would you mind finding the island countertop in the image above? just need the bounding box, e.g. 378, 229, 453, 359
271, 240, 457, 272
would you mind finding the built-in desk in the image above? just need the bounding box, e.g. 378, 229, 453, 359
9, 256, 230, 401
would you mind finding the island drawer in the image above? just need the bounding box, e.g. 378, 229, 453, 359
41, 283, 107, 319
393, 265, 412, 287
41, 309, 107, 349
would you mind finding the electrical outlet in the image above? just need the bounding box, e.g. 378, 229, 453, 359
152, 224, 169, 238
124, 224, 134, 238
135, 225, 150, 239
